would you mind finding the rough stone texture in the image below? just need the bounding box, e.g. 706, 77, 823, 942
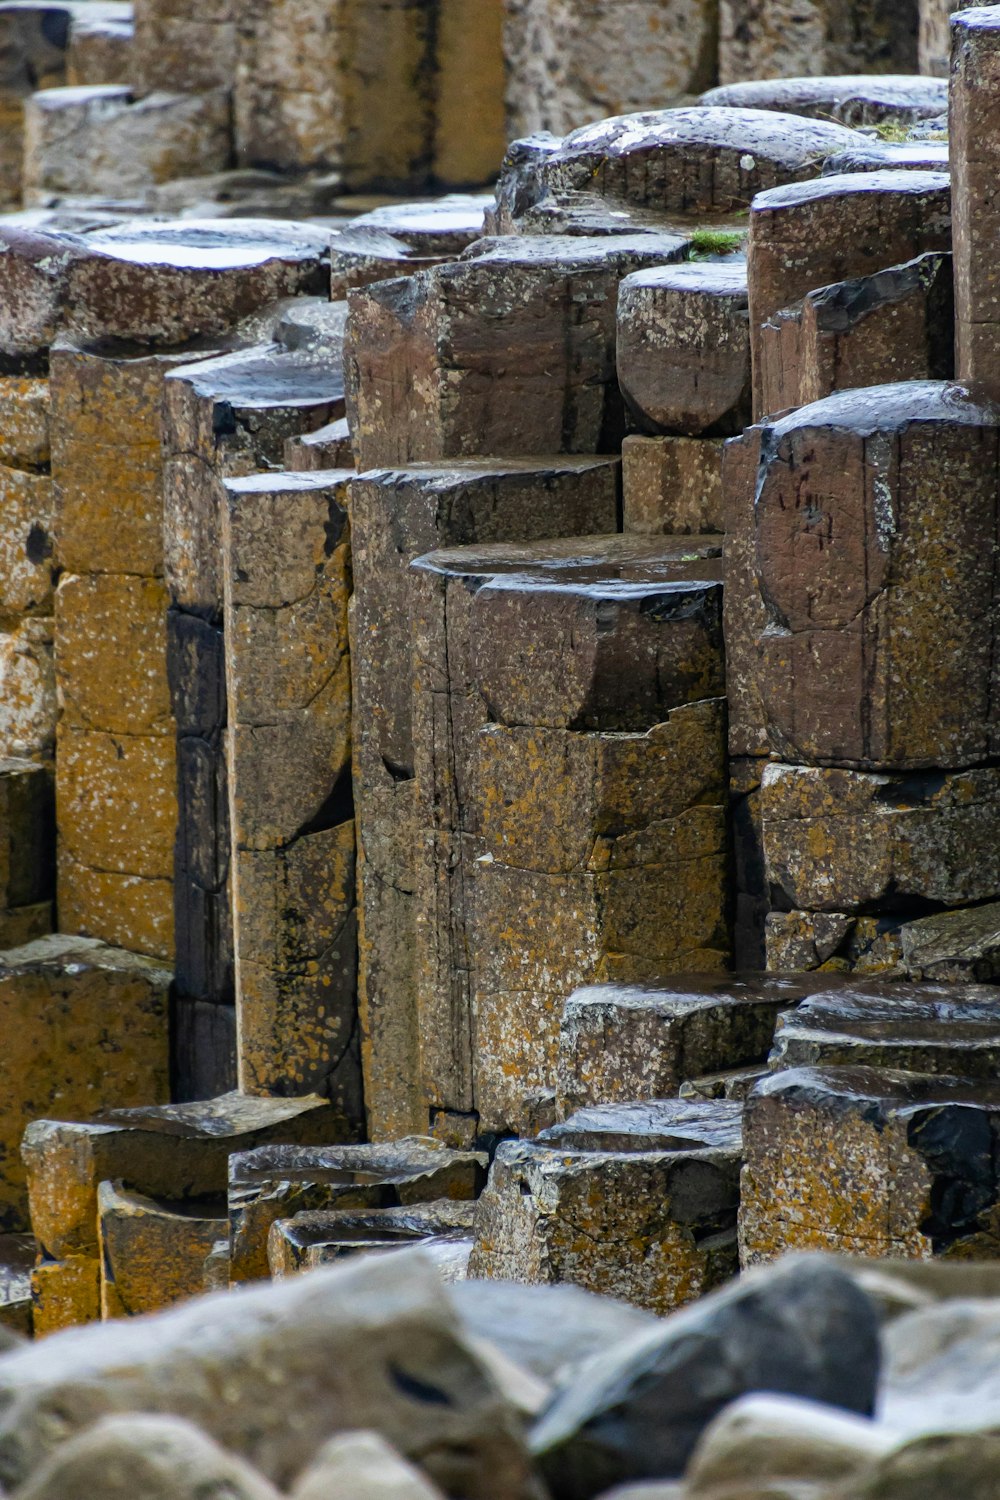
235, 0, 504, 192
765, 909, 905, 975
346, 233, 690, 471
229, 1138, 486, 1282
718, 0, 919, 83
0, 1252, 536, 1497
530, 1256, 880, 1497
163, 339, 343, 1083
22, 1091, 343, 1333
747, 172, 951, 417
556, 974, 825, 1115
0, 465, 54, 616
66, 3, 133, 87
0, 617, 55, 760
767, 982, 1000, 1079
763, 763, 1000, 914
222, 470, 361, 1120
618, 263, 750, 438
97, 1181, 225, 1319
900, 902, 1000, 982
740, 1065, 1000, 1263
23, 84, 232, 205
952, 7, 1000, 399
721, 425, 768, 758
350, 460, 620, 1138
0, 219, 329, 362
758, 252, 954, 417
409, 540, 726, 1135
469, 1100, 743, 1312
503, 0, 720, 139
14, 1414, 282, 1500
0, 934, 170, 1232
492, 108, 868, 232
730, 755, 768, 970
330, 197, 490, 297
703, 75, 947, 125
268, 1199, 476, 1276
751, 385, 1000, 770
133, 0, 235, 94
621, 436, 724, 535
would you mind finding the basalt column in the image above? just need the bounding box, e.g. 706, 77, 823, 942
746, 383, 1000, 976
162, 307, 343, 1098
350, 461, 621, 1139
221, 469, 363, 1125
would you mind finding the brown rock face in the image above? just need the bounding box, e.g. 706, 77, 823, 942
493, 107, 869, 232
622, 435, 725, 535
22, 1091, 343, 1333
228, 1139, 486, 1282
469, 1100, 743, 1312
953, 7, 1000, 399
410, 534, 722, 1128
718, 0, 920, 83
751, 383, 1000, 770
503, 0, 721, 139
747, 171, 951, 418
222, 470, 361, 1121
349, 461, 620, 1138
345, 233, 689, 470
617, 262, 751, 437
758, 252, 954, 418
762, 762, 1000, 913
133, 0, 235, 94
721, 424, 769, 758
740, 1065, 1000, 1263
556, 974, 828, 1114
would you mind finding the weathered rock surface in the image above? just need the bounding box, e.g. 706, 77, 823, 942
740, 1066, 1000, 1262
530, 1256, 880, 1498
493, 108, 869, 232
702, 75, 947, 126
229, 1138, 486, 1282
268, 1199, 476, 1277
751, 385, 1000, 770
469, 1099, 743, 1312
97, 1180, 226, 1319
622, 436, 724, 535
718, 0, 919, 82
617, 263, 751, 437
0, 1250, 537, 1497
762, 763, 1000, 912
12, 1413, 282, 1500
345, 233, 689, 469
556, 974, 826, 1113
748, 172, 952, 415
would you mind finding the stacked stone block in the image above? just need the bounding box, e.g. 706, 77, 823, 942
470, 1099, 743, 1312
350, 462, 621, 1138
221, 469, 362, 1122
22, 1091, 342, 1331
718, 0, 920, 83
234, 0, 504, 191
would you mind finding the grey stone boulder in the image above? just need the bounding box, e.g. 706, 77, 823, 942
0, 1249, 538, 1498
530, 1257, 880, 1498
12, 1414, 281, 1500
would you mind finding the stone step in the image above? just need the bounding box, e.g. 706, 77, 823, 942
741, 1064, 1000, 1264
747, 170, 951, 418
228, 1138, 486, 1283
23, 1089, 342, 1333
701, 74, 947, 128
267, 1200, 476, 1279
556, 973, 829, 1115
97, 1181, 226, 1320
469, 1098, 744, 1314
